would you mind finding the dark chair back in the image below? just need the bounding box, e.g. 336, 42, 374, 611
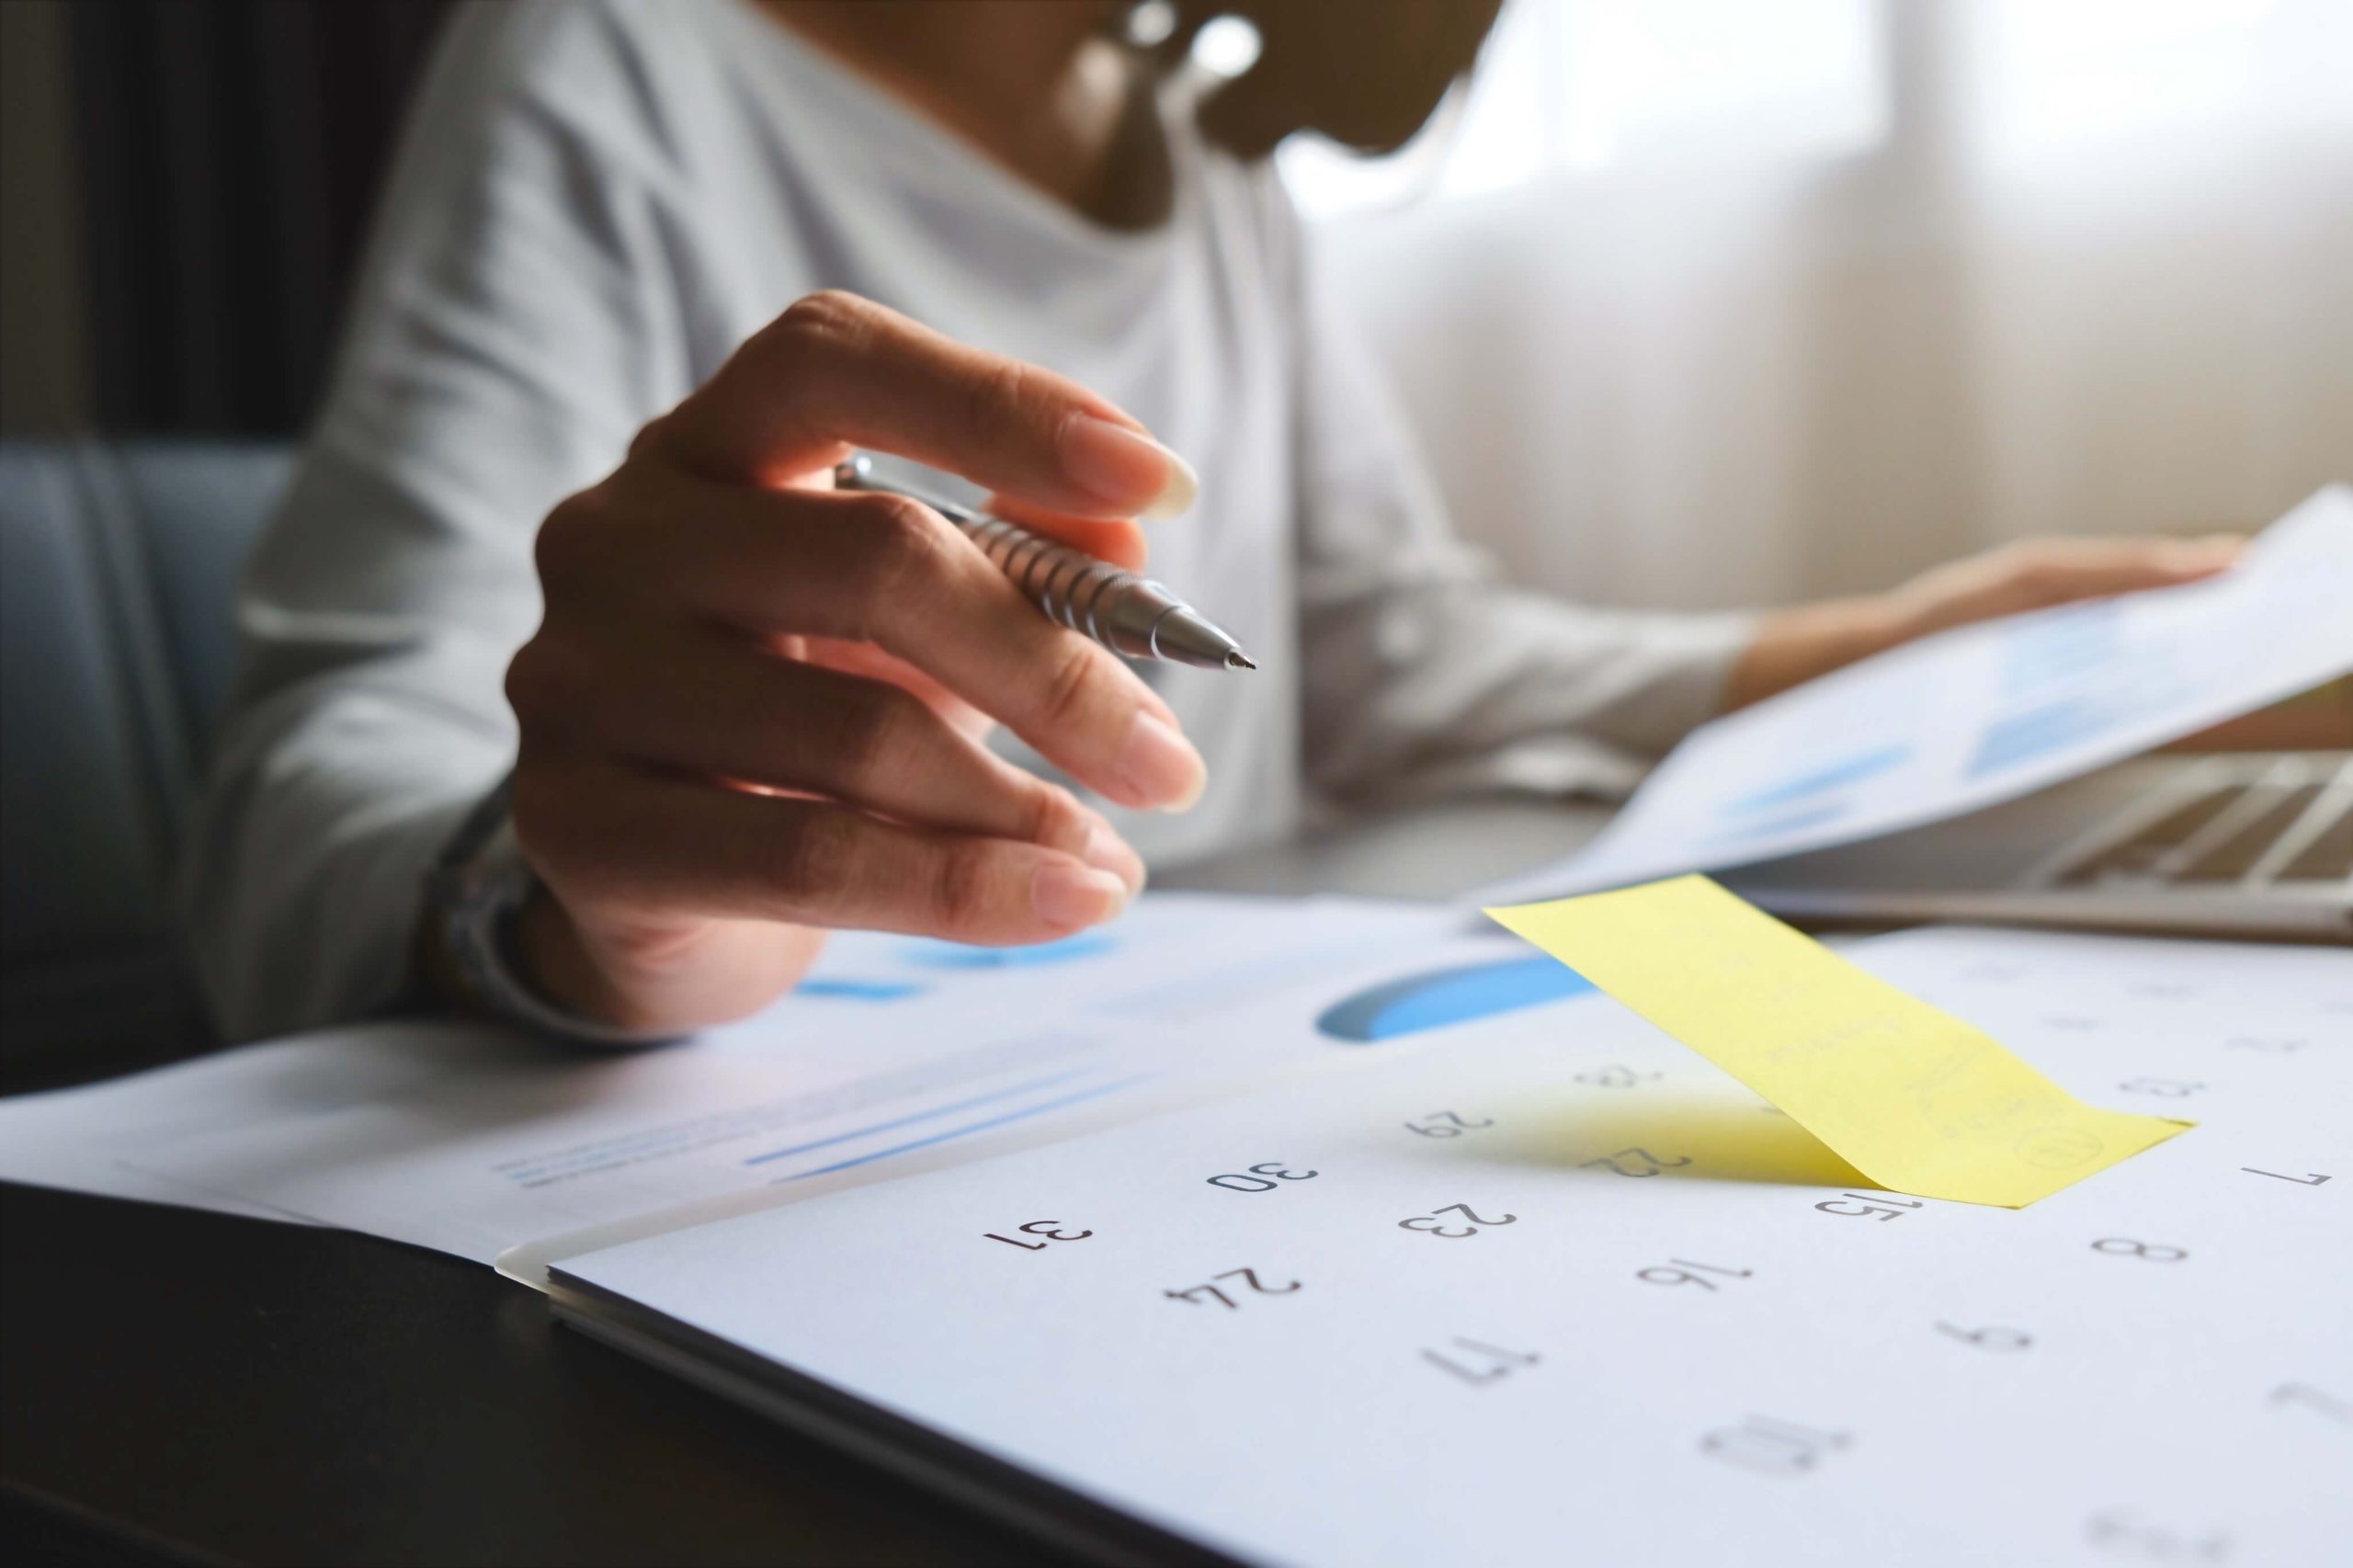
0, 438, 290, 1081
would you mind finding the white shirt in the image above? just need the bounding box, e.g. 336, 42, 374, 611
184, 0, 1749, 1040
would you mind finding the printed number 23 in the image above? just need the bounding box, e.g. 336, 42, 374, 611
1400, 1202, 1518, 1238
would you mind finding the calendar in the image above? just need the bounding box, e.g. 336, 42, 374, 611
550, 926, 2352, 1567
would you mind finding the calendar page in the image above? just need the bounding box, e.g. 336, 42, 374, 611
558, 927, 2351, 1567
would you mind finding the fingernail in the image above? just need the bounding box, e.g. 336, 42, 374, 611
1032, 859, 1129, 930
1062, 415, 1199, 520
1081, 822, 1148, 895
1117, 712, 1207, 812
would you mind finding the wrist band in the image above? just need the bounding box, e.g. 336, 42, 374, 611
426, 772, 684, 1048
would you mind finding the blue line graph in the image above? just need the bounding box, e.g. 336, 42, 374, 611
741, 1069, 1090, 1166
1722, 744, 1910, 818
776, 1074, 1156, 1181
795, 978, 927, 1002
899, 932, 1118, 969
1708, 800, 1852, 844
1998, 599, 2123, 694
1968, 693, 2138, 778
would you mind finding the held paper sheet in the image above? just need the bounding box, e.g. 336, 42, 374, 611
1481, 484, 2353, 904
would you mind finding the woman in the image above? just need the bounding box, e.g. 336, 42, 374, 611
187, 0, 2239, 1041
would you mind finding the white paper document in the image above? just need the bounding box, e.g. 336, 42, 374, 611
557, 927, 2353, 1568
0, 894, 1459, 1262
1483, 485, 2353, 904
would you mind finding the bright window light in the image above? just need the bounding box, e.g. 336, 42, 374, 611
1279, 0, 1885, 220
1977, 0, 2352, 153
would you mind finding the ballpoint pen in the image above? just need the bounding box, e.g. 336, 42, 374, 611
832, 454, 1257, 671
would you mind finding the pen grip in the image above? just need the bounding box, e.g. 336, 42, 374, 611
954, 514, 1178, 659
831, 458, 1189, 661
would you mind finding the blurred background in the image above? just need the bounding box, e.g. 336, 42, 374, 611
4, 0, 2349, 611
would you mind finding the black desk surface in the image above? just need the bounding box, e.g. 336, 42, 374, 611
0, 802, 1603, 1566
2, 1184, 1070, 1567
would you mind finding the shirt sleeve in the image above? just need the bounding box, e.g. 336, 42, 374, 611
180, 2, 702, 1040
1286, 203, 1754, 805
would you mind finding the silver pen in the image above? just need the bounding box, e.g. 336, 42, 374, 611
833, 454, 1257, 671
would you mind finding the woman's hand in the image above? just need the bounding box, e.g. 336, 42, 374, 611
496, 291, 1206, 1033
1725, 533, 2245, 710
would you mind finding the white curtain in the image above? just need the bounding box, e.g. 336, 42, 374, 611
1290, 0, 2353, 612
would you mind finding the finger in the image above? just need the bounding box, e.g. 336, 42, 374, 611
530, 630, 1143, 890
981, 493, 1150, 574
601, 478, 1196, 801
654, 290, 1197, 520
798, 637, 993, 741
545, 767, 1132, 944
2006, 536, 2245, 605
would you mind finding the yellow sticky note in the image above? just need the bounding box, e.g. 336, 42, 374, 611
1483, 876, 2188, 1207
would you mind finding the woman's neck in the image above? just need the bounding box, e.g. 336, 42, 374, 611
759, 1, 1168, 229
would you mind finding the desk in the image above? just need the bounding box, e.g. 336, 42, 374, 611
0, 801, 1608, 1567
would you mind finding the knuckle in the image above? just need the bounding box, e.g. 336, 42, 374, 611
626, 413, 672, 463
965, 356, 1036, 447
534, 494, 588, 585
824, 683, 919, 785
1018, 780, 1088, 850
850, 493, 955, 601
503, 638, 564, 722
532, 492, 604, 595
1037, 640, 1104, 734
769, 290, 870, 366
928, 841, 996, 933
758, 809, 849, 903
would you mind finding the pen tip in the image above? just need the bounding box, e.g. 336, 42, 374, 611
1227, 652, 1257, 671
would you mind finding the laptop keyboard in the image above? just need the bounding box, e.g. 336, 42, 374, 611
2054, 756, 2353, 891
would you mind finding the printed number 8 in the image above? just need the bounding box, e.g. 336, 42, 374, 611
2093, 1237, 2188, 1262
